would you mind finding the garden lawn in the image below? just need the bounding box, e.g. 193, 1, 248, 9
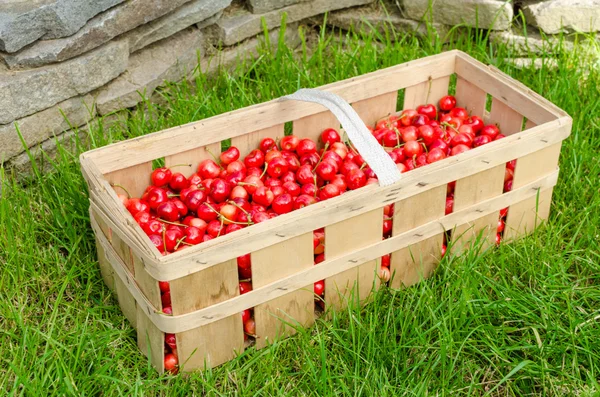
1, 21, 600, 396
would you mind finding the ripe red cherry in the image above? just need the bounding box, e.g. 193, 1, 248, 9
427, 148, 446, 164
319, 184, 341, 201
164, 353, 178, 374
450, 144, 470, 156
239, 282, 253, 295
244, 318, 256, 335
465, 115, 484, 133
184, 226, 204, 245
381, 130, 398, 148
441, 245, 447, 257
159, 281, 170, 294
294, 194, 317, 209
164, 229, 183, 252
470, 134, 489, 147
401, 126, 418, 142
445, 196, 454, 215
282, 181, 300, 197
383, 219, 392, 237
241, 309, 252, 323
230, 185, 249, 200
143, 219, 164, 236
151, 167, 172, 187
145, 187, 169, 210
237, 253, 251, 270
330, 142, 348, 159
418, 125, 437, 146
266, 157, 288, 178
260, 137, 276, 153
449, 107, 468, 120
504, 168, 514, 183
481, 125, 500, 139
450, 133, 473, 148
497, 219, 505, 233
346, 169, 367, 190
219, 204, 239, 224
381, 254, 390, 268
500, 207, 509, 218
149, 234, 165, 253
270, 185, 285, 198
315, 253, 325, 264
403, 141, 423, 158
412, 114, 429, 127
504, 179, 513, 192
280, 135, 300, 151
165, 333, 177, 350
300, 152, 320, 167
197, 159, 221, 179
314, 280, 325, 296
126, 198, 150, 216
272, 193, 293, 214
252, 186, 274, 207
296, 164, 315, 185
417, 104, 437, 120
244, 149, 265, 168
157, 201, 180, 222
296, 139, 318, 156
330, 175, 347, 192
184, 189, 207, 212
315, 161, 337, 181
240, 175, 263, 195
429, 138, 449, 153
322, 151, 343, 168
226, 160, 246, 175
197, 203, 218, 222
207, 220, 225, 238
252, 211, 271, 224
220, 147, 240, 165
399, 109, 417, 126
320, 128, 341, 146
439, 95, 457, 111
169, 172, 189, 191
378, 266, 391, 282
281, 151, 301, 172
209, 179, 232, 202
506, 159, 516, 171
495, 233, 502, 246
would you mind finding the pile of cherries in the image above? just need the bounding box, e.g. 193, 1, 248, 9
115, 94, 515, 374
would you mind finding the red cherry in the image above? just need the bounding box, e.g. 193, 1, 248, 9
417, 104, 437, 120
314, 280, 325, 296
449, 107, 468, 120
315, 161, 337, 181
481, 125, 500, 139
197, 159, 221, 179
465, 116, 484, 133
209, 179, 232, 203
504, 168, 514, 183
418, 125, 437, 146
497, 219, 505, 233
296, 139, 318, 156
441, 244, 447, 257
320, 128, 341, 146
134, 211, 152, 228
164, 353, 178, 374
296, 164, 315, 185
280, 135, 300, 151
401, 126, 419, 142
399, 109, 417, 126
315, 253, 325, 264
126, 198, 150, 216
500, 207, 509, 218
151, 167, 172, 187
426, 148, 446, 164
206, 219, 225, 238
241, 309, 252, 323
157, 201, 180, 222
319, 184, 341, 201
450, 144, 470, 156
239, 282, 253, 295
281, 151, 301, 172
383, 219, 392, 238
165, 333, 177, 350
282, 181, 301, 197
149, 234, 165, 253
272, 193, 293, 214
439, 95, 457, 111
450, 133, 473, 148
252, 186, 274, 207
226, 160, 246, 175
495, 233, 502, 246
159, 281, 170, 294
382, 130, 399, 147
266, 157, 289, 178
169, 173, 189, 191
445, 196, 454, 215
403, 141, 423, 158
378, 266, 391, 282
346, 169, 367, 190
504, 179, 513, 192
506, 159, 516, 171
244, 318, 256, 335
411, 114, 429, 127
260, 137, 276, 153
473, 135, 492, 147
197, 203, 218, 222
240, 175, 263, 195
244, 149, 265, 168
294, 194, 317, 209
184, 189, 207, 212
145, 187, 169, 210
230, 185, 249, 200
220, 147, 240, 165
381, 254, 390, 268
163, 306, 172, 314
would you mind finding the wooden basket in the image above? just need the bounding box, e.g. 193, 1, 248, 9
80, 50, 571, 373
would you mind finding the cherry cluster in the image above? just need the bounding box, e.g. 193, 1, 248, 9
115, 94, 517, 374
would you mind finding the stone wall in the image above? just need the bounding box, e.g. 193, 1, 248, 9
1, 0, 599, 171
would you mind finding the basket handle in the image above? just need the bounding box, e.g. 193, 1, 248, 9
281, 88, 401, 186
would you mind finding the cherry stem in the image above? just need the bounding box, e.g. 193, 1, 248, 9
259, 162, 268, 179
205, 148, 224, 170
237, 182, 258, 187
168, 163, 192, 169
175, 237, 194, 250
441, 122, 460, 134
205, 202, 252, 226
158, 219, 187, 227
312, 142, 330, 171
167, 193, 180, 198
162, 228, 167, 254
111, 183, 131, 198
217, 217, 224, 238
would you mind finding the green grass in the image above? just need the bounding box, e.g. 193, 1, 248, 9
1, 18, 600, 396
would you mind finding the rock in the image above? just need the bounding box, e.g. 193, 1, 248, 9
0, 0, 124, 53
211, 0, 373, 46
0, 95, 95, 162
248, 0, 309, 14
490, 29, 574, 55
0, 40, 128, 125
506, 57, 559, 69
403, 0, 512, 30
326, 1, 450, 39
95, 28, 206, 115
123, 0, 231, 53
522, 0, 600, 34
0, 0, 196, 69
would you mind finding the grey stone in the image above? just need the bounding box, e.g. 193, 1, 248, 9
403, 0, 512, 30
326, 1, 450, 39
211, 0, 373, 46
248, 0, 309, 14
124, 0, 231, 53
0, 94, 95, 162
0, 0, 125, 53
506, 57, 559, 69
0, 0, 196, 69
490, 29, 574, 55
0, 40, 128, 125
522, 0, 600, 34
95, 28, 206, 115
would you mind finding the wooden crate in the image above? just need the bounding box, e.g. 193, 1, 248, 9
80, 50, 571, 373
